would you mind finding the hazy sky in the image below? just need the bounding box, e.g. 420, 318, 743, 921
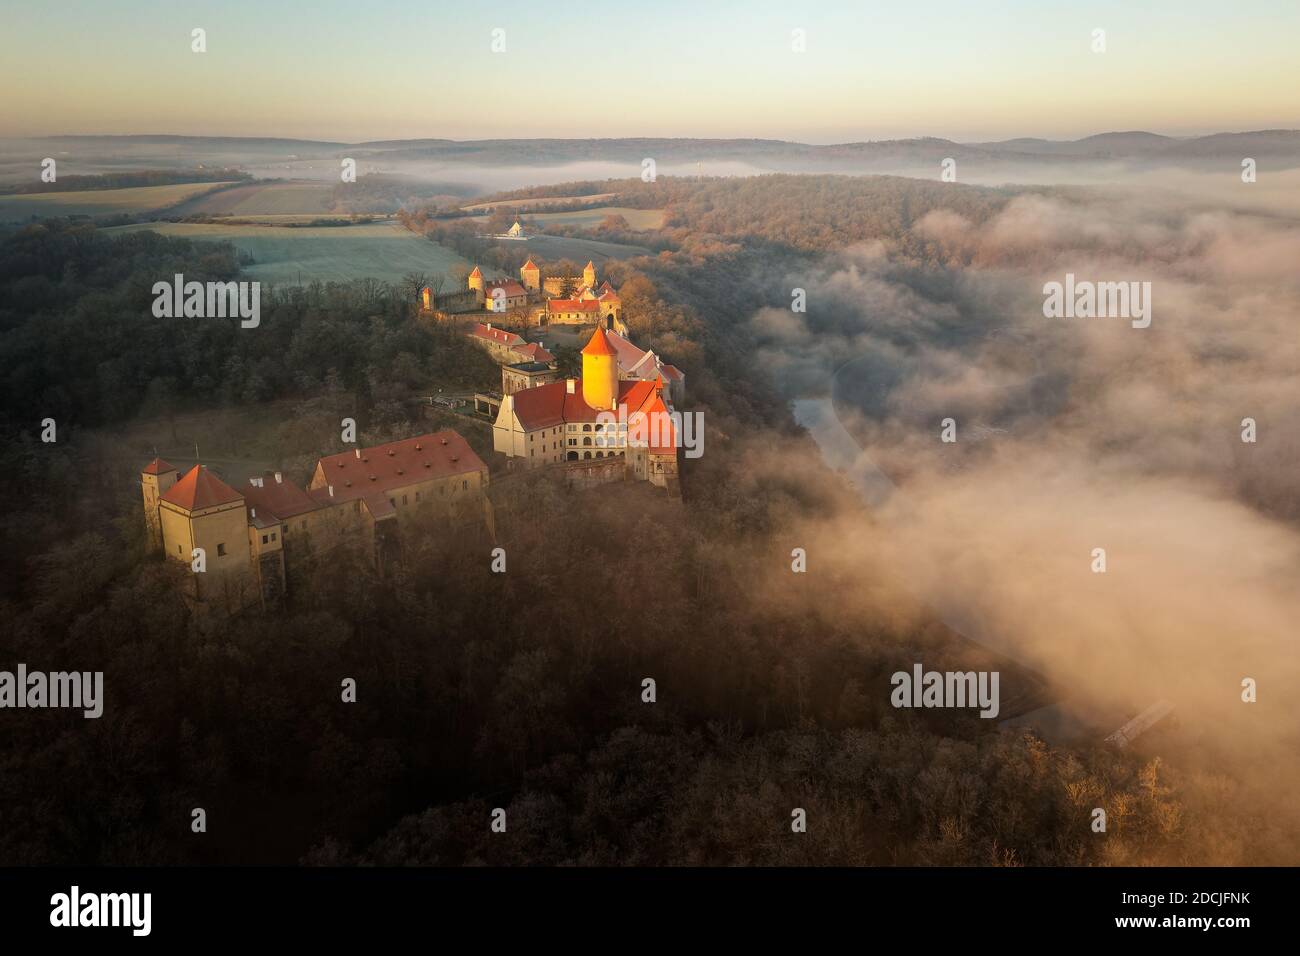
2, 0, 1298, 142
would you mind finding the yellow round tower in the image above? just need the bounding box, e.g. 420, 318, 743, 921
581, 326, 619, 411
583, 260, 597, 289
468, 265, 484, 293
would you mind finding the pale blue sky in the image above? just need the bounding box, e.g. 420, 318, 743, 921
2, 0, 1297, 141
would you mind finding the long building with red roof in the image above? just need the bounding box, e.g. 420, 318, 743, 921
140, 430, 489, 611
466, 322, 555, 365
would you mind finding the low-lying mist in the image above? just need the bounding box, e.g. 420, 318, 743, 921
747, 174, 1300, 862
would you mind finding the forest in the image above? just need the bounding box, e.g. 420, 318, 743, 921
0, 178, 1258, 866
0, 168, 253, 194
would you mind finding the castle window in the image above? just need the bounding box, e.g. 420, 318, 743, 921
462, 481, 468, 491
568, 439, 577, 446
582, 424, 591, 432
282, 524, 288, 535
583, 437, 592, 446
271, 532, 277, 542
402, 495, 408, 505
260, 536, 267, 545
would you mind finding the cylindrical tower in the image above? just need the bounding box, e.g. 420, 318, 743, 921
581, 326, 619, 411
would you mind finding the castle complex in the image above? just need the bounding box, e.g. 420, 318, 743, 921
141, 431, 489, 611
425, 257, 625, 331
492, 327, 681, 492
144, 255, 689, 613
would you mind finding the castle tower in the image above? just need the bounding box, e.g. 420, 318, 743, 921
583, 260, 597, 290
468, 266, 484, 293
581, 326, 619, 412
520, 257, 540, 292
158, 465, 256, 608
141, 457, 178, 552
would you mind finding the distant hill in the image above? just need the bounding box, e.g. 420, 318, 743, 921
9, 130, 1300, 178
971, 131, 1177, 156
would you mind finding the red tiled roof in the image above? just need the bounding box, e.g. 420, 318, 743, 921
604, 329, 682, 385
604, 329, 645, 369
521, 258, 540, 272
161, 465, 244, 512
639, 392, 678, 455
510, 377, 661, 430
363, 495, 396, 520
517, 342, 555, 364
546, 298, 600, 313
142, 457, 176, 475
582, 326, 617, 356
310, 431, 486, 506
485, 278, 527, 297
469, 322, 525, 347
243, 473, 322, 521
469, 266, 483, 277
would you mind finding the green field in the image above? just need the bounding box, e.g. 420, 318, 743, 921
0, 182, 233, 222
107, 221, 468, 285
167, 181, 338, 217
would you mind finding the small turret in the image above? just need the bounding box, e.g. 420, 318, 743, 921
583, 260, 597, 290
141, 457, 178, 552
468, 266, 484, 293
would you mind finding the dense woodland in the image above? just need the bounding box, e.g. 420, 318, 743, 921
0, 180, 1266, 866
0, 168, 253, 195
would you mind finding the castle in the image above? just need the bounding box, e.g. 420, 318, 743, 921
141, 430, 489, 611
492, 327, 681, 492
423, 257, 625, 330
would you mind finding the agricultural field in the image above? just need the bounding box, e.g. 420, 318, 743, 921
107, 221, 467, 285
512, 233, 652, 261
166, 180, 338, 218
0, 181, 233, 222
